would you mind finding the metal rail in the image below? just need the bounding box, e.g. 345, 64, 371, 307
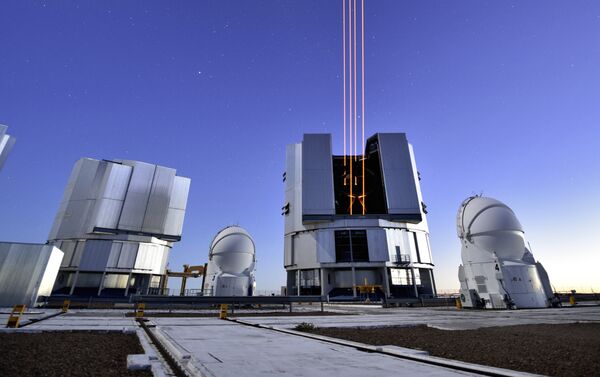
130, 295, 324, 305
136, 318, 189, 377
17, 310, 66, 328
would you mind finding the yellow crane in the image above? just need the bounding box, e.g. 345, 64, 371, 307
160, 264, 207, 296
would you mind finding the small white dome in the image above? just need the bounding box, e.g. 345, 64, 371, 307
209, 226, 255, 274
457, 196, 525, 260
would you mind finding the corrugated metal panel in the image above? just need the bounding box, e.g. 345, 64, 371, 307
163, 208, 185, 237
117, 242, 138, 269
90, 163, 132, 230
377, 133, 422, 220
402, 230, 418, 263
159, 247, 169, 274
367, 228, 389, 262
415, 232, 432, 264
37, 247, 64, 297
316, 230, 335, 263
142, 166, 176, 234
301, 134, 335, 219
118, 161, 156, 232
70, 241, 86, 267
49, 159, 108, 240
168, 176, 190, 210
162, 176, 190, 237
106, 242, 122, 268
0, 243, 63, 307
0, 131, 16, 171
69, 159, 103, 201
55, 200, 96, 240
79, 240, 112, 271
0, 243, 9, 269
59, 240, 77, 267
134, 243, 165, 274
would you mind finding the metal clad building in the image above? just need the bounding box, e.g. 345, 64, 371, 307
0, 243, 63, 307
0, 125, 16, 171
283, 133, 436, 300
49, 158, 190, 296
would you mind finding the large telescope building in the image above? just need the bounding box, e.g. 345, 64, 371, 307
48, 158, 190, 296
283, 133, 436, 300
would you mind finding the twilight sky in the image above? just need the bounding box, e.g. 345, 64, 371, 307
1, 1, 599, 292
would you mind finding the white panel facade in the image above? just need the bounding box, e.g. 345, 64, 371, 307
293, 232, 318, 267
367, 228, 388, 262
316, 230, 335, 263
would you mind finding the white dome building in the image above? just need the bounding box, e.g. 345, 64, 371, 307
203, 226, 256, 296
457, 196, 554, 309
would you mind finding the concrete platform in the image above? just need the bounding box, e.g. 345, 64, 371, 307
240, 305, 600, 330
151, 317, 483, 376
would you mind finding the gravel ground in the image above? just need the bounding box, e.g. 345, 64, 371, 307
305, 323, 600, 377
0, 331, 152, 377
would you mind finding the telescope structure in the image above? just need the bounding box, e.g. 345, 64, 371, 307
203, 226, 256, 296
457, 196, 554, 309
48, 158, 190, 296
0, 125, 16, 171
283, 133, 436, 300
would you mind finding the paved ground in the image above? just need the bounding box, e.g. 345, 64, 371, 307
241, 304, 600, 330
153, 317, 481, 377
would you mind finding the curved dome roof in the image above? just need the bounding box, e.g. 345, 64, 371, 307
457, 196, 525, 260
209, 226, 255, 257
457, 196, 523, 239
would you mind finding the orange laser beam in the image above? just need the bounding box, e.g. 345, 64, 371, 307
361, 0, 365, 214
342, 0, 346, 167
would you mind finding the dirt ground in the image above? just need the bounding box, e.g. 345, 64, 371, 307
0, 331, 152, 377
306, 323, 600, 377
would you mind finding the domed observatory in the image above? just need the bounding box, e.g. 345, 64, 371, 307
203, 226, 256, 296
457, 196, 554, 309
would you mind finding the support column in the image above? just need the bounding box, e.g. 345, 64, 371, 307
124, 272, 133, 296
296, 270, 300, 296
97, 271, 107, 296
382, 267, 391, 300
410, 268, 418, 298
429, 269, 437, 297
320, 268, 327, 297
69, 271, 80, 296
351, 266, 357, 297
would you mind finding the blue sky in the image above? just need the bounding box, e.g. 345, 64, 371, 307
1, 1, 599, 292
